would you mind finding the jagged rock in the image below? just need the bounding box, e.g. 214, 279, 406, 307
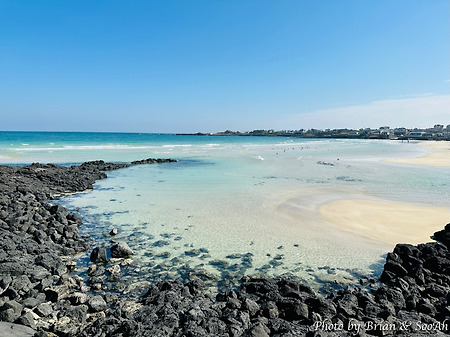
244, 322, 270, 337
66, 261, 77, 272
243, 298, 260, 316
90, 247, 107, 264
0, 300, 23, 322
110, 242, 133, 258
68, 292, 89, 305
17, 312, 37, 330
433, 223, 450, 249
35, 302, 53, 317
107, 264, 121, 276
88, 295, 108, 313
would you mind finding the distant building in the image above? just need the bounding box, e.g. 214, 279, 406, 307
393, 128, 407, 137
379, 126, 392, 136
408, 131, 426, 138
434, 124, 444, 132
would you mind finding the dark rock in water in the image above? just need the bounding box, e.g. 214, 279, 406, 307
153, 240, 170, 247
226, 253, 243, 259
209, 260, 229, 267
317, 161, 335, 166
110, 241, 134, 258
90, 247, 107, 264
434, 223, 450, 249
155, 252, 171, 259
185, 249, 201, 256
131, 158, 177, 165
67, 212, 82, 224
87, 265, 97, 276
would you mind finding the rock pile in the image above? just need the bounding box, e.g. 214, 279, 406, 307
79, 228, 450, 336
0, 159, 175, 335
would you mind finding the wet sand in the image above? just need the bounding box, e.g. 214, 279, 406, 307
319, 199, 450, 245
385, 141, 450, 167
319, 142, 450, 245
277, 189, 450, 247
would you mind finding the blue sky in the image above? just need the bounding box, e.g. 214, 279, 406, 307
0, 0, 448, 132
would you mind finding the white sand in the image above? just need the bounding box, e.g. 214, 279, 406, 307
319, 199, 450, 245
385, 141, 450, 167
274, 182, 450, 248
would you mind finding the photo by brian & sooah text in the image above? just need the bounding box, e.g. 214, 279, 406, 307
310, 319, 449, 335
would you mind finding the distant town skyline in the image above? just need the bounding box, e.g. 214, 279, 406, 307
0, 1, 448, 133
210, 122, 450, 140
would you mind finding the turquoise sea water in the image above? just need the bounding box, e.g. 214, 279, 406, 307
1, 131, 449, 290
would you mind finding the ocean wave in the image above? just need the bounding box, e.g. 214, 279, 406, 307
10, 143, 225, 152
12, 144, 159, 151
161, 144, 193, 148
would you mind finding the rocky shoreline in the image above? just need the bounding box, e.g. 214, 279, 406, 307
0, 160, 449, 336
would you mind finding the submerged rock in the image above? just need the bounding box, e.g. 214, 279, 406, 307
111, 241, 134, 258
90, 247, 107, 264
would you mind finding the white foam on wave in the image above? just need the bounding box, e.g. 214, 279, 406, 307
161, 144, 193, 148
12, 144, 160, 151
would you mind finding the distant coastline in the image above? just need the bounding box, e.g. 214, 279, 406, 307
178, 124, 450, 141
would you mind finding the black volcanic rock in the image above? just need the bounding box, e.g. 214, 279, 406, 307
90, 246, 107, 264
434, 223, 450, 249
0, 158, 176, 335
110, 241, 134, 258
131, 158, 177, 164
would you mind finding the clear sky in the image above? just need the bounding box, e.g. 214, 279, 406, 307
0, 0, 448, 133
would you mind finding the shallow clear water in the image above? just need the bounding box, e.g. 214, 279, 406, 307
1, 132, 449, 291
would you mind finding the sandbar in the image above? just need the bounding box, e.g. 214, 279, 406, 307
320, 199, 450, 245
385, 141, 450, 167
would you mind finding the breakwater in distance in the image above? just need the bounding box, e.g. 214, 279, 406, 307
0, 159, 449, 336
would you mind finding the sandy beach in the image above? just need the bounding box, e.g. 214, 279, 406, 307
277, 186, 450, 248
319, 199, 450, 245
385, 141, 450, 167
